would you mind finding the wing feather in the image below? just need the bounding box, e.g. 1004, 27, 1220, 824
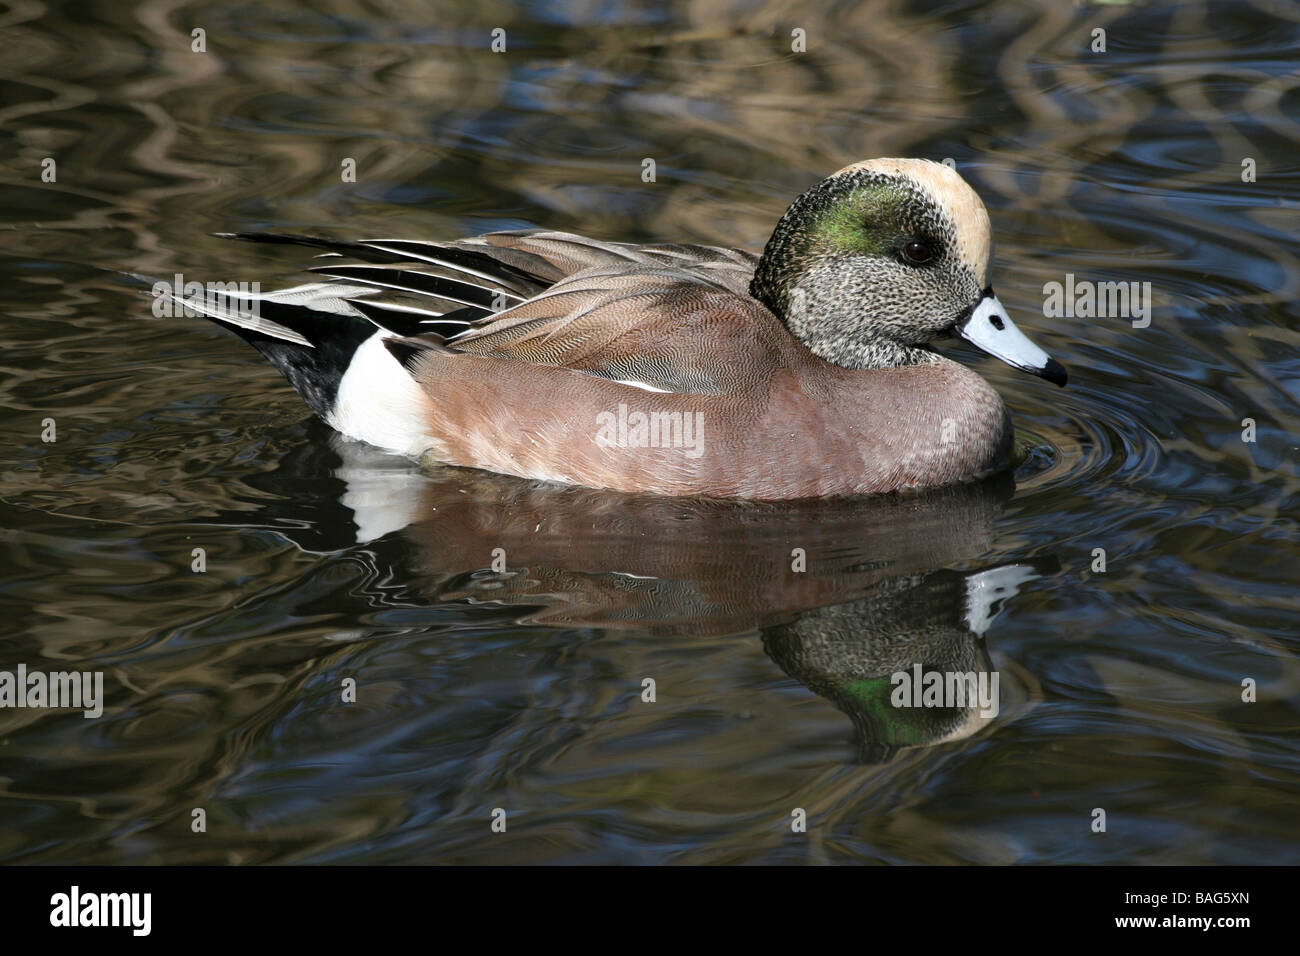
213, 230, 778, 393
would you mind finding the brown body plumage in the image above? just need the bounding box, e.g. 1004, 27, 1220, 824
178, 159, 1065, 499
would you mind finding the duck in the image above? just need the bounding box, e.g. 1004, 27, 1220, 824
172, 158, 1066, 499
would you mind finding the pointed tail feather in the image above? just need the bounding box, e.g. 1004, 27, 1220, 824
139, 274, 377, 420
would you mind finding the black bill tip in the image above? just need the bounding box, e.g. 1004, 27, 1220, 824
1039, 358, 1068, 388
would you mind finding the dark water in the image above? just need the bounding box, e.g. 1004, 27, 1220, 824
1, 0, 1298, 864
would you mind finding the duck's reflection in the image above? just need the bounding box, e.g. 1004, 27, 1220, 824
763, 560, 1050, 762
243, 431, 1054, 760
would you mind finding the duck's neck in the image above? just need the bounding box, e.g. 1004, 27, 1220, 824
797, 336, 944, 371
750, 187, 820, 323
749, 249, 797, 323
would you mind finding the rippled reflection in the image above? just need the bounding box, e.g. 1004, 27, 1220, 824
281, 441, 1049, 762
2, 0, 1298, 864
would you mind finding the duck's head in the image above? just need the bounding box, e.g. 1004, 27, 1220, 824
750, 158, 1066, 386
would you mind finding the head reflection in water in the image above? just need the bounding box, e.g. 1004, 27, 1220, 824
763, 560, 1051, 763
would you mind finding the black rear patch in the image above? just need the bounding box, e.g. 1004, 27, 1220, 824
203, 293, 373, 420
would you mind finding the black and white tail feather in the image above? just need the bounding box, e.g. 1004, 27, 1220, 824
152, 232, 556, 455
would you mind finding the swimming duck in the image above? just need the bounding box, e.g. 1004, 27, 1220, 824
177, 158, 1066, 499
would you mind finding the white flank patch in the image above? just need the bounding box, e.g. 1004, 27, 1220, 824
328, 331, 434, 457
612, 378, 672, 393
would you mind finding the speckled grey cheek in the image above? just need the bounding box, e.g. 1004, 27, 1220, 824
785, 258, 972, 369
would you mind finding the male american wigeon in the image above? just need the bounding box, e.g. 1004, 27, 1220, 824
176, 158, 1066, 499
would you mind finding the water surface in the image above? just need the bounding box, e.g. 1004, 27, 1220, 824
1, 0, 1298, 864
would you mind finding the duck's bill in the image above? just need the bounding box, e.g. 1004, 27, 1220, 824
956, 292, 1068, 387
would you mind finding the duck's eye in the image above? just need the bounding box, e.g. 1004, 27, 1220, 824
900, 240, 936, 265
